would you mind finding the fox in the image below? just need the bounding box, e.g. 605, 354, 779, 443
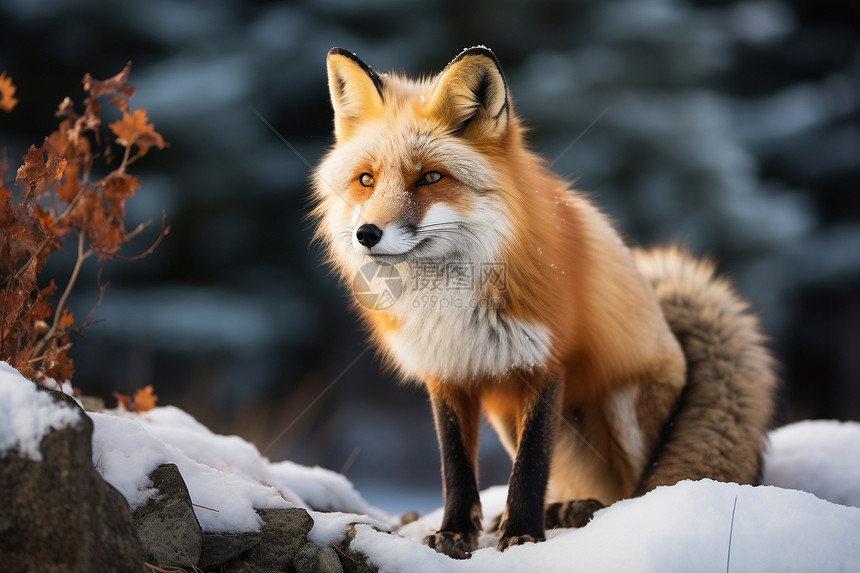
312, 46, 778, 559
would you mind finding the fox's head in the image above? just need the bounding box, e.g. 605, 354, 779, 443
313, 47, 524, 278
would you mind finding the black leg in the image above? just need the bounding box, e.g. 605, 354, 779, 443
497, 376, 561, 550
424, 391, 482, 559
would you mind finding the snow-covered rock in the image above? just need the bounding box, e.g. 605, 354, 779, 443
0, 364, 146, 572
88, 404, 391, 533
0, 362, 81, 461
3, 361, 860, 572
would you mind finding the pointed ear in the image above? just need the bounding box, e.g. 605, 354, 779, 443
326, 48, 385, 142
429, 47, 509, 139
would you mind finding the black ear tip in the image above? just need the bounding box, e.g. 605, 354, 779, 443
450, 45, 501, 67
444, 45, 506, 89
326, 47, 376, 75
328, 47, 352, 59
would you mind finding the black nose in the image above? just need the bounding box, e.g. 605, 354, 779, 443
356, 224, 382, 248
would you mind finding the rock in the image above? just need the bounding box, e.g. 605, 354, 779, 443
78, 394, 105, 412
334, 523, 383, 573
293, 542, 343, 573
399, 510, 420, 526
225, 507, 314, 573
133, 463, 203, 568
0, 384, 145, 572
197, 531, 262, 571
219, 557, 257, 573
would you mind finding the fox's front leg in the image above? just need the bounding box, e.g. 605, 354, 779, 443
424, 388, 482, 559
497, 376, 562, 551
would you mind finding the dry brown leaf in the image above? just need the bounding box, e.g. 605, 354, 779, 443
134, 385, 158, 412
0, 71, 18, 112
103, 172, 140, 217
109, 109, 165, 155
56, 163, 81, 204
15, 145, 46, 188
83, 64, 133, 102
59, 308, 74, 330
14, 144, 67, 201
32, 204, 54, 235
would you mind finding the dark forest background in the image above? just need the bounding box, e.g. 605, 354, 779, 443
2, 0, 858, 512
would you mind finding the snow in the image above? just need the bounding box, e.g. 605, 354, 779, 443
0, 362, 81, 461
3, 361, 860, 570
763, 419, 860, 508
88, 405, 390, 532
380, 481, 860, 572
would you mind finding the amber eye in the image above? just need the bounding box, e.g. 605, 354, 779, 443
359, 173, 374, 187
417, 171, 443, 186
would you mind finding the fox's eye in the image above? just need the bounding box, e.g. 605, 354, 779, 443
359, 173, 374, 187
418, 171, 443, 186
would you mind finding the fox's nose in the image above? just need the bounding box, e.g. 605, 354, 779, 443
356, 223, 383, 248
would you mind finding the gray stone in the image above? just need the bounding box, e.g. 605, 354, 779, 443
78, 394, 105, 412
334, 524, 382, 573
236, 507, 314, 572
197, 531, 262, 571
293, 542, 343, 573
219, 557, 255, 572
133, 463, 203, 568
0, 384, 145, 573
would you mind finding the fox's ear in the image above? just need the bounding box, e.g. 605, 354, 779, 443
326, 48, 385, 142
429, 47, 509, 139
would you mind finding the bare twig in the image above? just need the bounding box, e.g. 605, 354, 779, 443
75, 270, 109, 333
30, 229, 91, 361
96, 211, 170, 262
726, 495, 738, 573
339, 446, 361, 476
118, 139, 133, 173
144, 564, 199, 573
28, 341, 71, 364
191, 502, 220, 513
330, 543, 360, 564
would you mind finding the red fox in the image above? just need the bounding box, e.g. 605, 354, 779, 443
312, 46, 777, 559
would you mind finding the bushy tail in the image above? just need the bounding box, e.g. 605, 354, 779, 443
632, 247, 778, 494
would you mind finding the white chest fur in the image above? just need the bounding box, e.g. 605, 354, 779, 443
382, 286, 552, 382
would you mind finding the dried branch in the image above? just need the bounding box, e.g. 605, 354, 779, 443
0, 63, 168, 384
30, 230, 91, 361
75, 270, 109, 334
98, 211, 170, 262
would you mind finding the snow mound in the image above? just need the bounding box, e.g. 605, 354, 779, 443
385, 480, 860, 572
0, 361, 81, 461
763, 419, 860, 508
4, 360, 860, 571
89, 405, 391, 532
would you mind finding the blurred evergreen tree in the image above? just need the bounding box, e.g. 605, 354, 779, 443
1, 0, 858, 505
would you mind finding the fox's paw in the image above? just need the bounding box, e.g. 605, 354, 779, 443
497, 533, 543, 551
424, 530, 478, 560
544, 499, 604, 529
